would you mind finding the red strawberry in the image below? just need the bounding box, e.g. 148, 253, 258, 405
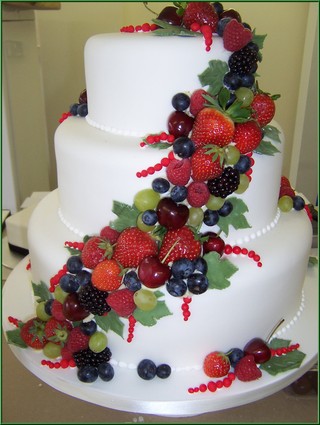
99, 226, 120, 244
251, 93, 276, 127
223, 19, 253, 52
233, 120, 262, 154
113, 227, 158, 268
20, 318, 47, 349
190, 89, 211, 117
191, 147, 223, 182
107, 288, 136, 317
191, 107, 235, 149
279, 185, 295, 199
203, 351, 231, 378
66, 326, 90, 353
166, 158, 191, 186
234, 354, 262, 382
159, 226, 201, 264
91, 258, 122, 291
187, 181, 210, 207
51, 300, 67, 321
44, 318, 72, 345
281, 176, 291, 188
81, 236, 113, 269
182, 2, 219, 32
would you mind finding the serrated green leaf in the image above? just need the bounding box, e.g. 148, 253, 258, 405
6, 329, 28, 348
145, 141, 171, 150
110, 201, 140, 232
260, 350, 306, 376
65, 246, 82, 256
254, 140, 280, 156
94, 312, 124, 339
252, 31, 267, 50
263, 125, 282, 143
134, 300, 172, 326
32, 281, 53, 302
198, 60, 229, 96
268, 338, 291, 349
204, 251, 238, 290
217, 197, 251, 236
152, 19, 200, 37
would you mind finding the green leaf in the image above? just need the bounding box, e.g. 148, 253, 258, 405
308, 256, 318, 267
263, 125, 282, 143
260, 350, 306, 376
252, 31, 267, 50
145, 141, 171, 150
6, 329, 28, 348
254, 140, 280, 156
198, 60, 229, 96
152, 19, 201, 37
217, 197, 251, 236
268, 338, 291, 349
32, 281, 53, 302
94, 312, 124, 339
110, 201, 140, 232
65, 246, 82, 256
204, 251, 238, 290
134, 298, 172, 326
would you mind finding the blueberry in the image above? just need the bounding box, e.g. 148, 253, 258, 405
293, 195, 305, 211
242, 22, 252, 30
217, 17, 231, 37
246, 42, 259, 53
66, 256, 83, 274
152, 177, 170, 194
44, 299, 54, 316
187, 274, 209, 295
156, 364, 171, 379
172, 93, 190, 112
173, 136, 195, 158
213, 2, 224, 16
227, 348, 244, 367
98, 362, 114, 382
223, 72, 242, 91
234, 155, 251, 173
240, 73, 255, 88
80, 320, 97, 336
123, 270, 142, 292
59, 274, 80, 293
193, 257, 208, 274
77, 103, 88, 117
69, 103, 79, 115
171, 258, 195, 279
203, 209, 220, 226
218, 201, 233, 217
77, 365, 99, 383
170, 185, 188, 202
141, 209, 158, 226
75, 270, 92, 286
166, 278, 187, 297
137, 359, 157, 380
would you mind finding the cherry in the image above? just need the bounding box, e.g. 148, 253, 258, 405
156, 197, 189, 230
202, 232, 225, 256
243, 337, 271, 364
78, 89, 87, 104
168, 111, 194, 138
63, 293, 90, 321
220, 9, 242, 22
138, 256, 171, 288
157, 6, 182, 26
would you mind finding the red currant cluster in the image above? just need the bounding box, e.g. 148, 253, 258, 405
188, 371, 236, 394
270, 343, 300, 357
181, 297, 192, 321
140, 132, 175, 148
127, 315, 137, 343
224, 244, 262, 267
59, 111, 72, 124
64, 241, 85, 250
49, 264, 68, 292
120, 23, 158, 33
41, 358, 76, 369
8, 316, 21, 327
136, 150, 176, 178
190, 23, 213, 52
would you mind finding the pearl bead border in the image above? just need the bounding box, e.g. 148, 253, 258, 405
58, 208, 85, 238
86, 115, 145, 138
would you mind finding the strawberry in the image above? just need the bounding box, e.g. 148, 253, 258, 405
281, 176, 291, 188
203, 351, 231, 378
51, 300, 67, 321
20, 318, 47, 349
81, 236, 113, 269
91, 258, 122, 291
99, 226, 120, 244
113, 227, 158, 268
223, 19, 253, 52
182, 2, 219, 32
251, 93, 276, 127
191, 107, 235, 149
159, 226, 201, 264
191, 146, 223, 182
107, 288, 136, 317
190, 89, 211, 117
279, 185, 295, 199
234, 354, 262, 382
166, 158, 191, 186
233, 120, 262, 154
44, 318, 72, 345
66, 326, 90, 353
187, 181, 210, 207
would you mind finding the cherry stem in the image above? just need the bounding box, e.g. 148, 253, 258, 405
143, 2, 157, 15
161, 237, 181, 264
266, 318, 285, 343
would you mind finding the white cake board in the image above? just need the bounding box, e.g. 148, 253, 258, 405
2, 255, 318, 417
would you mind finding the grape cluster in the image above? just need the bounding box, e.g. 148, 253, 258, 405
78, 283, 111, 316
207, 167, 240, 198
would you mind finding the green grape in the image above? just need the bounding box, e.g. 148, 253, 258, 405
43, 342, 62, 359
235, 174, 250, 194
134, 189, 160, 212
224, 145, 241, 165
54, 285, 69, 304
136, 212, 156, 232
235, 87, 254, 107
134, 289, 157, 311
89, 331, 108, 353
206, 195, 225, 211
36, 301, 51, 321
278, 195, 293, 212
188, 207, 204, 227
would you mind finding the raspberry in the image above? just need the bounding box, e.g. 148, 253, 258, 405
66, 327, 90, 353
166, 158, 191, 186
190, 89, 209, 117
51, 300, 67, 321
234, 354, 262, 382
207, 167, 240, 198
187, 181, 210, 207
99, 226, 120, 244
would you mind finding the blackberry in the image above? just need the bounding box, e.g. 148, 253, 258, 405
78, 282, 111, 316
228, 44, 259, 76
207, 167, 240, 198
73, 347, 112, 368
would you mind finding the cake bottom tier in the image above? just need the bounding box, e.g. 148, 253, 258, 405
28, 190, 312, 373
